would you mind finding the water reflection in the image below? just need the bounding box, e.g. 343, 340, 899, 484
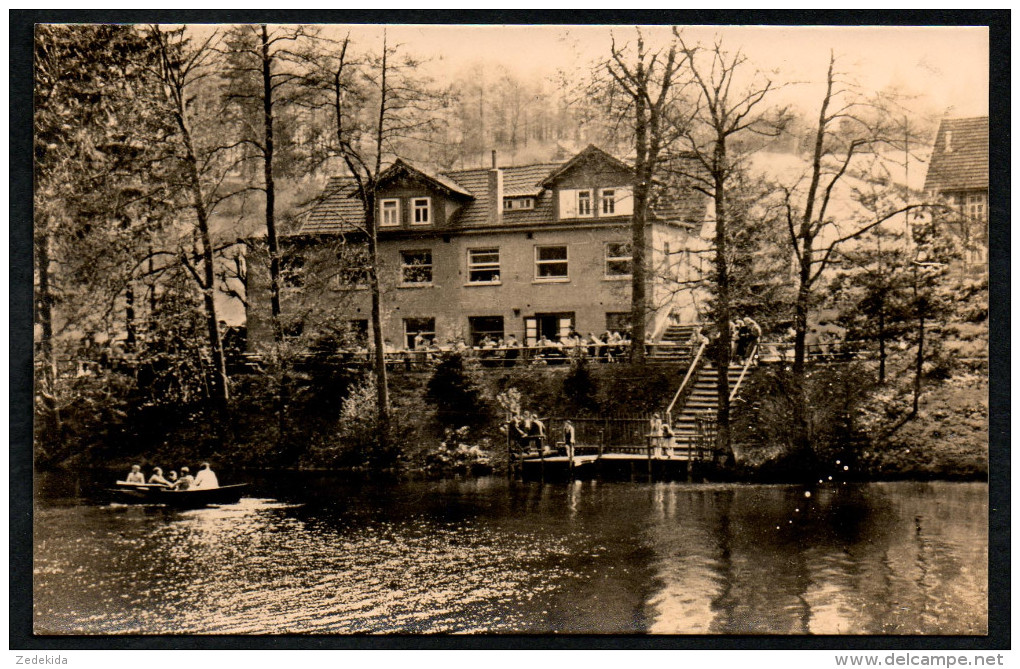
34, 476, 986, 635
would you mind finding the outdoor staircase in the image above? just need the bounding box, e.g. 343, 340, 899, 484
670, 362, 747, 455
651, 323, 704, 361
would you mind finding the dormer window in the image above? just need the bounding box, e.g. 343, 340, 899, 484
577, 190, 593, 217
412, 197, 431, 225
601, 189, 616, 215
504, 197, 534, 211
380, 199, 400, 227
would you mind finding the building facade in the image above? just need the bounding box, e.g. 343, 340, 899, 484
246, 145, 708, 350
922, 116, 988, 271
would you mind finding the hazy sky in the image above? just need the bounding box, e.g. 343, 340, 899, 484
329, 24, 989, 119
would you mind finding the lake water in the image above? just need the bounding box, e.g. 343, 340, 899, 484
33, 473, 987, 635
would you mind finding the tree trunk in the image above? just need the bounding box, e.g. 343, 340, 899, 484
366, 192, 390, 454
35, 223, 61, 439
712, 165, 733, 465
913, 303, 925, 417
878, 305, 887, 383
184, 146, 230, 415
261, 25, 282, 342
629, 89, 649, 365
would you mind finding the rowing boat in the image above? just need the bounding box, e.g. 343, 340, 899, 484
109, 481, 249, 508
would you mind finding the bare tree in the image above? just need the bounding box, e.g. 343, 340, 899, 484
223, 23, 317, 342
300, 30, 446, 458
777, 53, 945, 452
149, 25, 254, 417
603, 28, 685, 364
668, 34, 788, 463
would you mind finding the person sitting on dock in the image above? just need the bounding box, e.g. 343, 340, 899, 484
173, 467, 195, 490
193, 462, 219, 489
125, 465, 145, 484
147, 467, 171, 487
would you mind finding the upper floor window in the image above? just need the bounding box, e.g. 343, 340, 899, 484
400, 250, 433, 285
504, 197, 535, 211
965, 193, 986, 221
468, 248, 501, 284
601, 189, 616, 215
380, 199, 400, 227
558, 186, 633, 219
577, 190, 593, 217
535, 245, 568, 281
605, 241, 632, 277
412, 197, 431, 225
281, 254, 305, 290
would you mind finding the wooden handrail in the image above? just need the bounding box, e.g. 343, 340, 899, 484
666, 339, 707, 424
729, 343, 758, 402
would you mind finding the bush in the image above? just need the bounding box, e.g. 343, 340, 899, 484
562, 356, 599, 415
425, 353, 490, 429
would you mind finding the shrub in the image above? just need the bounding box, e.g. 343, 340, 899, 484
425, 353, 490, 429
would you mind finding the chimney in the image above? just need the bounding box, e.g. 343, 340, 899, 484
945, 130, 954, 153
488, 150, 503, 226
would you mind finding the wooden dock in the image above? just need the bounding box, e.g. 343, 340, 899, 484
510, 413, 717, 481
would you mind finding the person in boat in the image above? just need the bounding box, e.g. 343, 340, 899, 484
147, 467, 171, 487
125, 465, 145, 484
167, 470, 179, 486
173, 467, 195, 490
193, 462, 219, 489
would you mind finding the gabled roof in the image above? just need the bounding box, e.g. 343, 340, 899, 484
300, 177, 364, 236
539, 144, 634, 188
923, 116, 988, 193
379, 158, 474, 199
297, 146, 706, 236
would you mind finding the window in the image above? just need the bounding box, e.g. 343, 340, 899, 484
504, 197, 534, 211
577, 190, 593, 217
535, 245, 568, 280
332, 246, 370, 290
346, 320, 368, 348
605, 241, 632, 277
468, 248, 501, 284
469, 316, 505, 346
412, 197, 431, 225
601, 189, 616, 215
965, 193, 986, 221
400, 250, 433, 285
281, 254, 305, 289
403, 317, 435, 350
605, 312, 632, 337
380, 198, 400, 227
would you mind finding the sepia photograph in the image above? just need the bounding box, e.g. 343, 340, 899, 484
26, 17, 996, 639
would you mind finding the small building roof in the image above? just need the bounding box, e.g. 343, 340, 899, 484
923, 116, 988, 193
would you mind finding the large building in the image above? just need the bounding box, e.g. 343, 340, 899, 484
246, 145, 709, 350
922, 116, 988, 271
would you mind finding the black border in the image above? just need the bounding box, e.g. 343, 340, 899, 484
10, 8, 1010, 651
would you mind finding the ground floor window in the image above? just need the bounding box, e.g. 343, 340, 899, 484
525, 312, 574, 345
605, 312, 632, 337
469, 316, 505, 346
400, 249, 433, 285
535, 245, 568, 280
346, 319, 368, 348
403, 317, 436, 349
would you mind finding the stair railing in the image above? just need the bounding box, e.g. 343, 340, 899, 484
666, 339, 708, 425
728, 343, 758, 403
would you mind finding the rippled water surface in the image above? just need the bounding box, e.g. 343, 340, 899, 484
34, 474, 987, 635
